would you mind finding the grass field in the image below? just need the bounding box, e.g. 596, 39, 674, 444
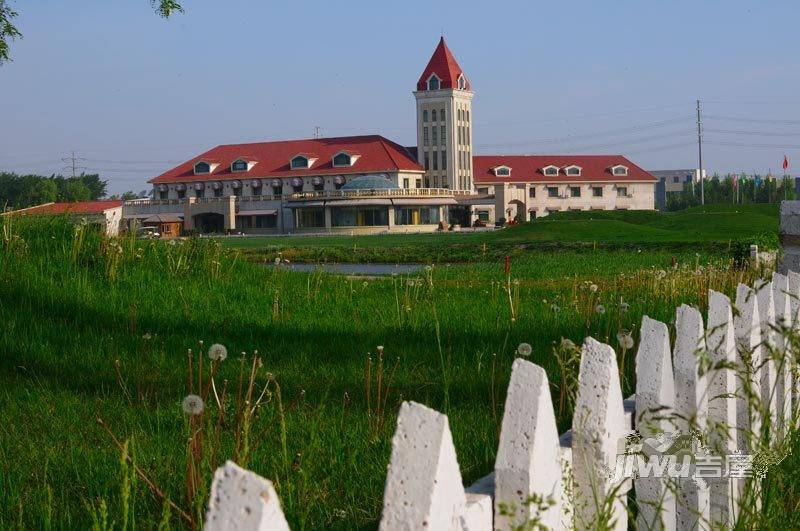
219, 204, 779, 263
0, 208, 796, 529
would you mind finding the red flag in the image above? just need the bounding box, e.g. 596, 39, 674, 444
783, 154, 789, 171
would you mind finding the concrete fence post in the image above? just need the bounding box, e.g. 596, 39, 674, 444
571, 338, 629, 531
205, 461, 291, 531
673, 304, 710, 530
706, 290, 740, 527
494, 359, 565, 529
790, 271, 800, 422
634, 316, 677, 530
734, 284, 763, 453
778, 201, 800, 274
771, 273, 794, 436
379, 401, 475, 531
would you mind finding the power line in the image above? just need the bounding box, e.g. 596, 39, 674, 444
60, 151, 87, 178
704, 114, 800, 126
705, 140, 800, 149
703, 128, 800, 137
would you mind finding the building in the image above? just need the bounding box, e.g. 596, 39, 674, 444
124, 38, 657, 234
3, 200, 123, 235
651, 169, 705, 209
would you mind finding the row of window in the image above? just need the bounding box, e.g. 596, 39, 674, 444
476, 185, 633, 198
193, 152, 356, 176
492, 165, 629, 178
423, 150, 447, 171
422, 125, 446, 146
159, 180, 345, 200
425, 73, 468, 91
297, 206, 441, 228
458, 125, 470, 146
457, 108, 470, 123
422, 109, 446, 123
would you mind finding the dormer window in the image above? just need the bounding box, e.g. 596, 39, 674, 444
231, 159, 248, 172
542, 165, 559, 177
457, 74, 467, 90
612, 165, 629, 176
194, 161, 211, 175
565, 165, 582, 176
494, 166, 511, 177
291, 155, 309, 169
427, 75, 441, 91
333, 152, 353, 167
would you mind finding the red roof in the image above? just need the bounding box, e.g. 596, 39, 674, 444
416, 37, 471, 92
10, 200, 122, 216
473, 155, 657, 183
150, 135, 423, 184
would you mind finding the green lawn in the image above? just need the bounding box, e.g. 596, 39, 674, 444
1, 212, 795, 530
220, 204, 779, 263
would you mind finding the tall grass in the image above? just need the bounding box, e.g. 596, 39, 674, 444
0, 216, 790, 529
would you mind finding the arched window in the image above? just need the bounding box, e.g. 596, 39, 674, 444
427, 75, 440, 90
231, 159, 248, 172
543, 166, 559, 176
422, 110, 428, 122
495, 166, 511, 177
194, 161, 211, 174
432, 109, 437, 122
440, 109, 445, 120
612, 165, 629, 176
333, 152, 351, 167
457, 75, 466, 90
291, 156, 309, 169
565, 166, 581, 176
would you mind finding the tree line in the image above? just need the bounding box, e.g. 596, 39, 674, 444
0, 172, 108, 209
665, 173, 796, 211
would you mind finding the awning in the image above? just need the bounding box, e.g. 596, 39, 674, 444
143, 213, 183, 223
391, 197, 457, 206
286, 201, 325, 208
123, 213, 153, 219
237, 209, 278, 216
327, 199, 393, 207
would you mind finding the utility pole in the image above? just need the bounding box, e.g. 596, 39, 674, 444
61, 151, 86, 178
696, 99, 705, 205
313, 126, 322, 139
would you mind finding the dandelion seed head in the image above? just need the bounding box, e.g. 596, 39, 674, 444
595, 304, 606, 314
517, 342, 533, 357
182, 394, 204, 415
589, 284, 598, 293
551, 304, 561, 313
620, 302, 630, 313
560, 338, 576, 350
208, 343, 228, 361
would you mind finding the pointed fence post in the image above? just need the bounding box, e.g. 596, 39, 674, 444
706, 290, 740, 527
494, 359, 565, 529
772, 273, 793, 437
571, 337, 629, 531
634, 316, 677, 530
205, 461, 291, 531
789, 270, 800, 421
380, 401, 473, 531
673, 304, 710, 531
755, 280, 779, 439
734, 284, 763, 453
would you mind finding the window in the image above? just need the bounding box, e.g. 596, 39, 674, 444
516, 184, 526, 190
529, 187, 536, 198
543, 166, 559, 176
333, 152, 352, 167
159, 190, 168, 200
458, 109, 463, 121
494, 166, 511, 177
177, 189, 186, 199
291, 156, 309, 169
214, 187, 223, 198
673, 176, 680, 183
313, 181, 324, 191
273, 185, 283, 196
194, 161, 211, 174
424, 152, 430, 170
612, 166, 628, 176
440, 109, 445, 120
570, 186, 581, 197
423, 127, 429, 146
195, 187, 204, 198
255, 215, 277, 228
297, 208, 325, 228
232, 186, 242, 197
457, 75, 466, 90
547, 187, 559, 198
422, 110, 428, 122
565, 166, 581, 176
433, 152, 438, 170
432, 126, 438, 145
235, 216, 252, 230
427, 75, 440, 90
252, 185, 262, 196
432, 109, 437, 122
395, 207, 441, 225
231, 160, 248, 172
441, 150, 447, 170
477, 187, 489, 195
332, 207, 389, 227
477, 210, 489, 222
617, 187, 629, 197
592, 186, 603, 197
465, 110, 470, 122
292, 182, 303, 193
440, 125, 446, 144
403, 178, 409, 189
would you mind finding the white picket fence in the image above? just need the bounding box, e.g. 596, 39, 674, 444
202, 273, 799, 531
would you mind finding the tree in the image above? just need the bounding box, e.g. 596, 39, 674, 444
78, 173, 108, 200
0, 1, 183, 64
56, 178, 92, 202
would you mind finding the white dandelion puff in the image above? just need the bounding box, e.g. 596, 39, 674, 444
551, 304, 561, 313
517, 343, 533, 357
560, 338, 576, 350
589, 284, 598, 293
595, 304, 606, 314
274, 257, 281, 266
208, 343, 228, 361
182, 394, 204, 415
616, 331, 634, 350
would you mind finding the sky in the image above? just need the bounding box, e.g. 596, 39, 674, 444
1, 0, 799, 195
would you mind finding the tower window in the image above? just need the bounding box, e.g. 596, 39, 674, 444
432, 126, 438, 145
422, 109, 428, 122
432, 109, 437, 122
457, 75, 467, 90
433, 152, 438, 170
441, 126, 446, 144
466, 110, 470, 122
423, 127, 429, 146
424, 152, 430, 170
440, 109, 445, 120
441, 150, 447, 170
427, 75, 440, 90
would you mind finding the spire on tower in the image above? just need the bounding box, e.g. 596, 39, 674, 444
416, 37, 470, 91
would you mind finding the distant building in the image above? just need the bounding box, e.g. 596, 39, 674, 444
123, 38, 658, 234
3, 200, 123, 235
651, 169, 706, 209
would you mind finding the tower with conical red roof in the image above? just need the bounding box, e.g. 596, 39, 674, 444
414, 37, 474, 191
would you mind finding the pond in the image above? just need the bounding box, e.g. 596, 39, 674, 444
272, 263, 426, 276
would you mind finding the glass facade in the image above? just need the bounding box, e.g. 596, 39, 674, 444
395, 207, 440, 225
236, 215, 277, 230
297, 208, 325, 228
331, 207, 389, 227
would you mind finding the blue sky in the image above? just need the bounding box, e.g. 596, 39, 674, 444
1, 0, 799, 194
